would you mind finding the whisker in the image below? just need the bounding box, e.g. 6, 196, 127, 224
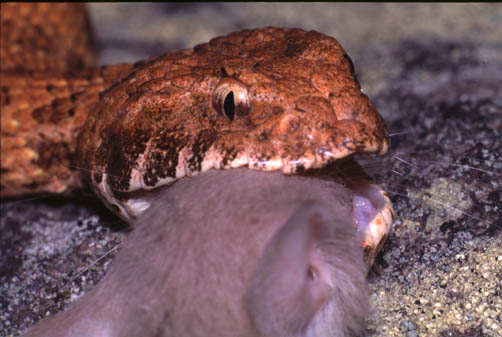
0, 188, 104, 205
62, 243, 122, 290
386, 154, 500, 176
381, 187, 500, 229
0, 196, 52, 205
380, 189, 409, 199
389, 131, 413, 137
421, 160, 502, 176
67, 165, 124, 179
426, 196, 493, 225
392, 155, 419, 169
391, 169, 404, 177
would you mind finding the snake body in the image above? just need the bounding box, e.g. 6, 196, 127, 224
1, 3, 118, 196
1, 4, 392, 255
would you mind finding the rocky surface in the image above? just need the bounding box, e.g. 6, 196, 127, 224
1, 3, 500, 336
362, 37, 501, 336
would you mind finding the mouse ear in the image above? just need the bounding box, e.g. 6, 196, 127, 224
247, 200, 358, 337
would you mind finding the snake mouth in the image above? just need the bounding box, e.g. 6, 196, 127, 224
94, 120, 389, 222
99, 150, 393, 266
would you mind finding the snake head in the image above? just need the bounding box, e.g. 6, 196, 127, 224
77, 27, 389, 220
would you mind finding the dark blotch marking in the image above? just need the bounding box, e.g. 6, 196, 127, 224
257, 132, 269, 142
220, 146, 239, 168
143, 132, 190, 186
46, 84, 54, 92
36, 142, 68, 170
143, 153, 162, 187
32, 106, 51, 123
273, 106, 284, 115
188, 130, 217, 172
105, 126, 151, 191
285, 40, 306, 57
38, 98, 70, 124
221, 67, 229, 77
257, 153, 271, 162
68, 108, 75, 117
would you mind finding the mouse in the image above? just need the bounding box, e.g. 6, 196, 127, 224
22, 167, 374, 337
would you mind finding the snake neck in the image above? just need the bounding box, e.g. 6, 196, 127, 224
0, 64, 134, 197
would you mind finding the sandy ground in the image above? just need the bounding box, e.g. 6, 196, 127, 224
1, 3, 501, 336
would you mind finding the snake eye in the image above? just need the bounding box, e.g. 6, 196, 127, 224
212, 78, 250, 121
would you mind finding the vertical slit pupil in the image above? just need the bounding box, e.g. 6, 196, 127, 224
223, 91, 235, 121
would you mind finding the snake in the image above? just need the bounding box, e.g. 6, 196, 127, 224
0, 3, 393, 263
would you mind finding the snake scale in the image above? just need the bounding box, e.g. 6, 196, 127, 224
1, 3, 392, 261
